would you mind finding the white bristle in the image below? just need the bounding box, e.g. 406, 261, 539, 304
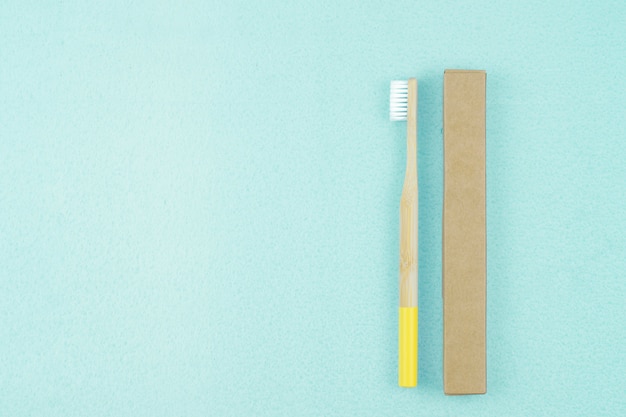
390, 80, 408, 121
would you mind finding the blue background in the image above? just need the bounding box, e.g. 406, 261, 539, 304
1, 1, 625, 416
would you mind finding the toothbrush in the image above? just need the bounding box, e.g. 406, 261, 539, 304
390, 79, 418, 387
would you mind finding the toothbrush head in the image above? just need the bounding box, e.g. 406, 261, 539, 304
390, 80, 409, 121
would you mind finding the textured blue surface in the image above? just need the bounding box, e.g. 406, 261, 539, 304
1, 1, 626, 415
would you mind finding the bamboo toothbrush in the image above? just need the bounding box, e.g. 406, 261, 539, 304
390, 79, 418, 387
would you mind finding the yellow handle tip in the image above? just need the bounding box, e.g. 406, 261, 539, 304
399, 307, 418, 387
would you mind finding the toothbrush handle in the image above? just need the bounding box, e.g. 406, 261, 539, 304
399, 182, 418, 387
399, 78, 418, 387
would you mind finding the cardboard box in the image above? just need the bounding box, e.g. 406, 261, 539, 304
442, 69, 487, 395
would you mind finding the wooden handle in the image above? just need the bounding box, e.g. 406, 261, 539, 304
399, 78, 417, 308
